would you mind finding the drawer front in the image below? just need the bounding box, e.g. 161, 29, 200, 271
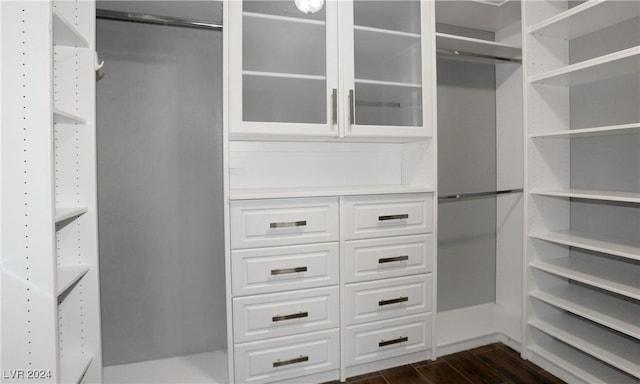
234, 329, 339, 384
345, 235, 433, 283
231, 197, 339, 249
344, 194, 433, 240
233, 286, 339, 343
345, 274, 432, 325
232, 243, 339, 296
345, 313, 431, 367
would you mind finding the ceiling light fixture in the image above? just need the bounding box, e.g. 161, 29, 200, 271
294, 0, 325, 14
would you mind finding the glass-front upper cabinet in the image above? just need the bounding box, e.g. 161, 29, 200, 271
341, 0, 434, 139
229, 0, 433, 140
229, 1, 339, 138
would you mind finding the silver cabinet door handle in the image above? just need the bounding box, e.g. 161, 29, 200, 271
348, 89, 355, 125
331, 88, 338, 125
270, 220, 307, 229
378, 214, 409, 221
273, 355, 309, 368
379, 296, 409, 306
271, 266, 308, 275
378, 255, 409, 264
272, 311, 309, 322
379, 336, 408, 347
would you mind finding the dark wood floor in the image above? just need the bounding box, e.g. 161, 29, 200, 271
331, 343, 565, 384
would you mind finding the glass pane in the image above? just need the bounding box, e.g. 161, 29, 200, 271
353, 0, 422, 126
243, 14, 326, 75
354, 0, 421, 34
354, 29, 421, 84
243, 0, 327, 124
244, 75, 327, 124
355, 83, 422, 126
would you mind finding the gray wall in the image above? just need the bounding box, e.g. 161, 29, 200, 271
569, 18, 640, 257
96, 19, 225, 366
437, 55, 498, 312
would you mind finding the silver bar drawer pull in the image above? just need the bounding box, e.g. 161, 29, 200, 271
379, 255, 409, 264
271, 266, 308, 275
272, 311, 309, 322
379, 336, 408, 347
379, 296, 409, 306
270, 220, 307, 229
273, 355, 309, 368
378, 214, 409, 221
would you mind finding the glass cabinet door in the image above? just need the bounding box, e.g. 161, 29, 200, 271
344, 0, 433, 138
230, 1, 338, 137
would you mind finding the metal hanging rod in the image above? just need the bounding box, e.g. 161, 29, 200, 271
437, 48, 522, 64
438, 188, 523, 201
96, 9, 223, 31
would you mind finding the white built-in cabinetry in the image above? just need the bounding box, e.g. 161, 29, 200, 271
1, 0, 101, 383
433, 0, 525, 355
226, 1, 436, 382
523, 1, 640, 383
229, 0, 433, 140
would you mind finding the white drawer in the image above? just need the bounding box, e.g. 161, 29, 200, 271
230, 198, 339, 249
233, 286, 339, 343
234, 329, 339, 384
345, 313, 431, 367
345, 274, 432, 325
345, 235, 433, 283
232, 243, 339, 296
344, 194, 433, 240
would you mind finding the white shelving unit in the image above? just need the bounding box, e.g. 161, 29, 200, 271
529, 123, 640, 139
1, 0, 101, 382
53, 107, 87, 125
56, 265, 90, 296
527, 0, 640, 40
436, 32, 521, 60
529, 341, 638, 384
530, 257, 640, 300
529, 316, 639, 378
54, 206, 88, 223
529, 230, 640, 261
52, 8, 89, 47
529, 286, 640, 339
530, 189, 640, 203
528, 47, 640, 86
524, 1, 640, 382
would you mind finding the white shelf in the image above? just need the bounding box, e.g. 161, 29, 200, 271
528, 0, 640, 40
530, 189, 640, 203
529, 123, 640, 139
529, 342, 638, 384
530, 230, 640, 261
529, 46, 640, 87
435, 0, 521, 33
436, 33, 521, 60
530, 257, 640, 300
230, 185, 435, 200
530, 285, 640, 339
59, 354, 92, 384
55, 206, 88, 224
53, 107, 86, 125
243, 11, 325, 26
529, 316, 640, 378
52, 9, 89, 48
354, 25, 420, 39
355, 79, 421, 88
57, 265, 89, 297
242, 71, 325, 81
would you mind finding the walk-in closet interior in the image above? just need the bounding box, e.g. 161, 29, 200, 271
1, 1, 638, 384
